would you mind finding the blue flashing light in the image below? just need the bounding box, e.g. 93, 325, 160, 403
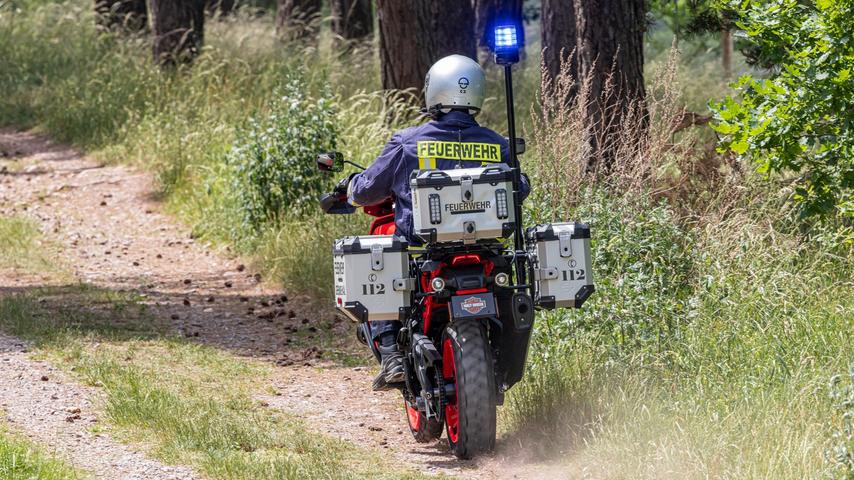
493, 25, 518, 51
492, 23, 521, 65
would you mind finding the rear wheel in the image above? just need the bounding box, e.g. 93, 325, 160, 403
405, 400, 443, 442
442, 320, 496, 458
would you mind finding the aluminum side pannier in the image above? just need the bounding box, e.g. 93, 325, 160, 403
333, 236, 413, 323
527, 222, 594, 309
410, 164, 516, 244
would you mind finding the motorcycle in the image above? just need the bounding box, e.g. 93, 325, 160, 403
315, 151, 593, 459
314, 27, 593, 457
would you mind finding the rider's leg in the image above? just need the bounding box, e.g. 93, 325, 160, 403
369, 320, 404, 391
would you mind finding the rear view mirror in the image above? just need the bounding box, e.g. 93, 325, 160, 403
317, 151, 344, 173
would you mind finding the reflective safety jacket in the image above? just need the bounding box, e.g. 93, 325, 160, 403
349, 110, 530, 243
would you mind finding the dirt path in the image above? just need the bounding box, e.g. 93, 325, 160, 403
0, 129, 567, 479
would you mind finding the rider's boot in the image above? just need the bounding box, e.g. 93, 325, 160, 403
372, 334, 404, 391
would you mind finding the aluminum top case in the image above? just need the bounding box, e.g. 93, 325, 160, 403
333, 235, 413, 323
410, 164, 516, 244
527, 222, 594, 309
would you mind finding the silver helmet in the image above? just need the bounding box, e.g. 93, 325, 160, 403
424, 55, 485, 116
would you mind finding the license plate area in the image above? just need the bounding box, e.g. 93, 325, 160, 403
450, 293, 496, 319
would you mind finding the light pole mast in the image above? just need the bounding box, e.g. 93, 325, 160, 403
492, 23, 527, 288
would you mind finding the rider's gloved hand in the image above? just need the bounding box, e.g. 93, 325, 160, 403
334, 173, 357, 196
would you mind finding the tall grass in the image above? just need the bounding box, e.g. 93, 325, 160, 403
507, 50, 854, 479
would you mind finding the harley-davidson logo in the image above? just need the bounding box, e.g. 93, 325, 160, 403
461, 296, 487, 315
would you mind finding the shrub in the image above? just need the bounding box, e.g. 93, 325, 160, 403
711, 0, 854, 219
227, 76, 337, 230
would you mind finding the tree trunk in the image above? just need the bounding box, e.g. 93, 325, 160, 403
377, 0, 476, 97
330, 0, 373, 40
276, 0, 321, 40
95, 0, 148, 32
721, 29, 732, 78
205, 0, 235, 16
151, 0, 205, 67
573, 0, 646, 169
474, 0, 523, 50
541, 0, 577, 86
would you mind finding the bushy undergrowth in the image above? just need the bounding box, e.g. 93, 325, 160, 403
508, 55, 854, 479
228, 77, 337, 228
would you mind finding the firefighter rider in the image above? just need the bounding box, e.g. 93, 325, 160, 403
345, 54, 530, 391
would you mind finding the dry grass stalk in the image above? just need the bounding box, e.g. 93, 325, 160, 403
530, 47, 744, 221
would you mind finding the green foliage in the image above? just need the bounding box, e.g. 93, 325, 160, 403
526, 190, 697, 351
711, 0, 854, 219
648, 0, 716, 37
228, 78, 337, 228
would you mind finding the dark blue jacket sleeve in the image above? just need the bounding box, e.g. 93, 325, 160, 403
348, 134, 404, 206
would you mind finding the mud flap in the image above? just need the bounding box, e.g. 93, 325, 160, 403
495, 293, 534, 391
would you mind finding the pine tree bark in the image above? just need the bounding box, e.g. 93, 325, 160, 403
95, 0, 148, 32
330, 0, 373, 40
573, 0, 646, 169
151, 0, 206, 67
721, 29, 733, 78
276, 0, 321, 40
376, 0, 476, 96
541, 0, 577, 86
474, 0, 523, 50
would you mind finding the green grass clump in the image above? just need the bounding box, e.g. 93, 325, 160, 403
0, 429, 81, 480
0, 216, 60, 274
228, 76, 338, 227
